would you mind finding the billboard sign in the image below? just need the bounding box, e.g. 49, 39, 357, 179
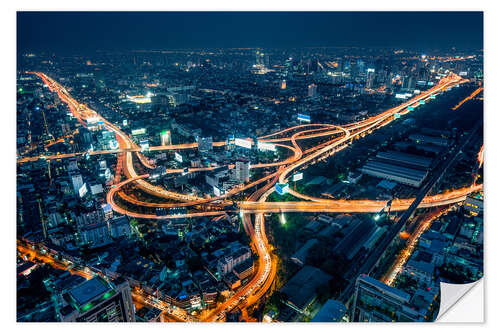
174, 152, 183, 163
275, 183, 290, 195
140, 139, 150, 152
297, 113, 311, 122
132, 128, 146, 136
86, 116, 99, 124
234, 138, 252, 149
257, 141, 276, 152
292, 173, 303, 182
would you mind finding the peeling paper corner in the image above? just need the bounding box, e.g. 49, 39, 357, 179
436, 278, 484, 322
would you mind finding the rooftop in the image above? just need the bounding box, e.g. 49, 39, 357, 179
68, 277, 112, 307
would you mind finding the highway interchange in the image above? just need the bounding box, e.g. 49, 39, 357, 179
22, 71, 482, 321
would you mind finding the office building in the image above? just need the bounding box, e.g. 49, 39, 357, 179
58, 277, 135, 322
108, 216, 131, 239
366, 68, 375, 89
351, 274, 425, 322
216, 246, 251, 276
69, 170, 84, 195
79, 221, 112, 248
234, 159, 250, 183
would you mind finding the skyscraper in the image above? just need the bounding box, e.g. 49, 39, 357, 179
366, 68, 375, 89
58, 277, 135, 322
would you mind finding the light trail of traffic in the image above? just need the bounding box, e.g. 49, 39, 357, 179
28, 71, 473, 322
381, 205, 454, 286
452, 87, 483, 111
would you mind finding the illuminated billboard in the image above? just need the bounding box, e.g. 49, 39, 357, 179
86, 116, 99, 124
297, 113, 311, 122
292, 173, 303, 182
131, 128, 146, 136
123, 119, 128, 126
419, 100, 425, 105
459, 71, 468, 76
395, 93, 408, 99
140, 139, 150, 152
174, 152, 183, 163
234, 138, 252, 149
275, 183, 289, 195
257, 141, 276, 152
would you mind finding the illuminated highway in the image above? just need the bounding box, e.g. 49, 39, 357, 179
26, 71, 476, 321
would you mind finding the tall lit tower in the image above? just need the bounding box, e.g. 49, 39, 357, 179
366, 68, 375, 89
161, 130, 172, 146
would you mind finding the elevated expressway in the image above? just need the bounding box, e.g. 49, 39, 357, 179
29, 72, 477, 321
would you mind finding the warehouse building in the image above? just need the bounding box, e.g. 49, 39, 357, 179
360, 160, 428, 187
409, 133, 449, 147
375, 151, 433, 170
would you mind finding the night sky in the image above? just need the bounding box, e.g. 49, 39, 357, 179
17, 12, 483, 54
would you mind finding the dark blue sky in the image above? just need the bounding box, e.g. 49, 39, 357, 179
17, 12, 483, 53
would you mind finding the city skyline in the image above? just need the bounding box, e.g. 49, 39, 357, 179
16, 11, 483, 323
17, 11, 483, 54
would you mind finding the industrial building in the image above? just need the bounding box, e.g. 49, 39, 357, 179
333, 218, 376, 261
311, 299, 347, 322
291, 239, 319, 266
360, 160, 428, 187
279, 266, 332, 320
375, 150, 433, 170
409, 133, 449, 147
